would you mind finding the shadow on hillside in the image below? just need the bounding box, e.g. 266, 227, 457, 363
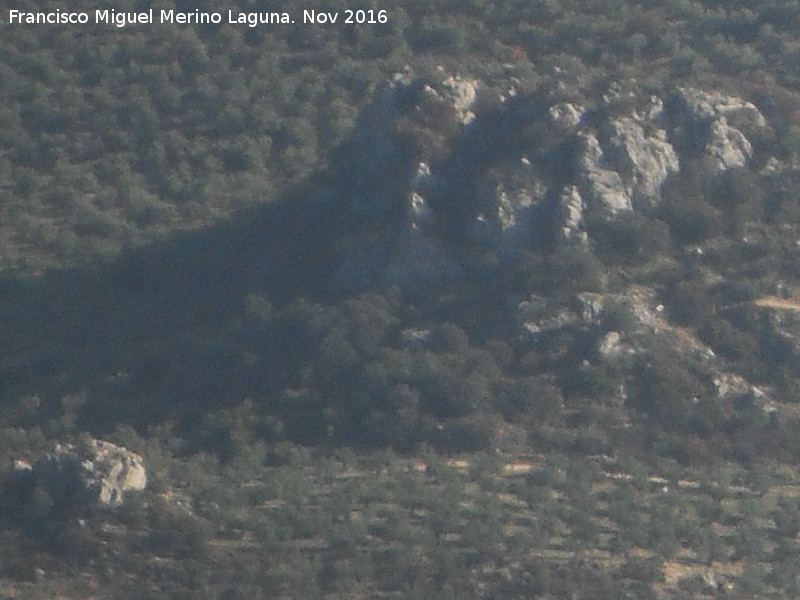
0, 181, 338, 433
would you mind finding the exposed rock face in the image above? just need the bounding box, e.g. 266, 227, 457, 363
326, 71, 474, 297
470, 161, 551, 257
705, 117, 753, 170
558, 185, 586, 243
316, 71, 790, 431
578, 133, 632, 213
441, 75, 479, 124
605, 118, 680, 211
713, 372, 767, 406
669, 87, 766, 170
598, 331, 623, 357
328, 71, 769, 295
673, 87, 766, 127
549, 102, 585, 130
577, 114, 680, 215
33, 439, 146, 507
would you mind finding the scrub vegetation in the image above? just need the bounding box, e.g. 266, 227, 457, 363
5, 0, 800, 597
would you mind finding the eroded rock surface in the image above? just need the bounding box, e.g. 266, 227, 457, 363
326, 71, 770, 295
32, 438, 146, 507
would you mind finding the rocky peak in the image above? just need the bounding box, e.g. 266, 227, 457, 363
327, 71, 771, 296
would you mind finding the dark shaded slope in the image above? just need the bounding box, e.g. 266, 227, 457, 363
0, 183, 338, 432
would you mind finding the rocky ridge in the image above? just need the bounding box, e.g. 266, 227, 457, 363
327, 71, 772, 296
322, 70, 794, 427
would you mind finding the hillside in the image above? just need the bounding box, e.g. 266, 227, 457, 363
6, 0, 800, 598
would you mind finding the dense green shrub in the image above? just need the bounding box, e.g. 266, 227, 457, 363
513, 246, 606, 298
589, 211, 671, 264
146, 498, 212, 559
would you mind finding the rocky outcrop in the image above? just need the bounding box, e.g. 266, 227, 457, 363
672, 87, 767, 128
558, 185, 586, 243
515, 285, 778, 423
440, 75, 479, 124
577, 108, 680, 214
30, 439, 146, 507
549, 102, 585, 130
712, 372, 767, 407
578, 133, 633, 213
605, 118, 680, 211
327, 71, 770, 295
668, 87, 766, 170
469, 160, 552, 257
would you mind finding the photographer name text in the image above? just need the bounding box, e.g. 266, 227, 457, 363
8, 8, 389, 28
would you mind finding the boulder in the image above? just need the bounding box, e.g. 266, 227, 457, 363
549, 102, 585, 130
33, 438, 146, 507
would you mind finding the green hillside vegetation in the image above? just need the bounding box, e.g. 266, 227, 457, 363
7, 445, 800, 599
6, 0, 800, 598
4, 0, 800, 273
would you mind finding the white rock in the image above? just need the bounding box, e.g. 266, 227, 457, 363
549, 102, 585, 129
598, 331, 623, 356
579, 133, 632, 213
558, 185, 586, 242
706, 116, 753, 170
605, 118, 680, 210
442, 76, 478, 124
34, 439, 146, 507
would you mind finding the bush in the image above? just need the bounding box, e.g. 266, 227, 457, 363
660, 162, 721, 245
514, 246, 606, 299
590, 212, 670, 263
435, 417, 493, 453
146, 498, 212, 559
627, 343, 709, 430
492, 376, 563, 423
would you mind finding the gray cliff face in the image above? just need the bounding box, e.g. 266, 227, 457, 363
328, 72, 770, 295
603, 117, 680, 211
668, 87, 766, 170
578, 132, 634, 213
574, 93, 679, 216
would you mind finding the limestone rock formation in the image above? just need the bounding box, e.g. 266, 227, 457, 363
705, 116, 754, 170
578, 132, 633, 213
558, 185, 586, 243
669, 87, 767, 170
549, 102, 585, 130
32, 438, 146, 507
604, 117, 680, 211
440, 75, 479, 124
327, 71, 770, 296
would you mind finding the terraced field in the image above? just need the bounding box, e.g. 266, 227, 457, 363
3, 445, 800, 598
132, 448, 800, 598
